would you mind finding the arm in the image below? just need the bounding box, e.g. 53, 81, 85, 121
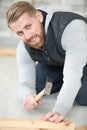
53, 19, 87, 116
16, 41, 36, 102
42, 19, 87, 123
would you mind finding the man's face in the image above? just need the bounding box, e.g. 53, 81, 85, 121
10, 11, 45, 49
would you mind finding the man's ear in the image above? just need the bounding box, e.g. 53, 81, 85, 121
36, 10, 43, 23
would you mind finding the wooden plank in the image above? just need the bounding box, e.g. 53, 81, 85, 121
75, 125, 87, 130
0, 118, 75, 130
0, 128, 38, 130
0, 48, 16, 56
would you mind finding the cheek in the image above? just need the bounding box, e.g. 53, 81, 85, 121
33, 23, 42, 33
32, 27, 39, 33
19, 36, 25, 41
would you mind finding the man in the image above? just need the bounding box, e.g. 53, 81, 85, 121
6, 1, 87, 123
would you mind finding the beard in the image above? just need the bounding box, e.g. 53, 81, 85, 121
25, 26, 45, 49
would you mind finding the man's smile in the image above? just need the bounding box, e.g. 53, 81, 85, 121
29, 35, 37, 43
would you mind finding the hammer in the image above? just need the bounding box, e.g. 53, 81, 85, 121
35, 78, 53, 102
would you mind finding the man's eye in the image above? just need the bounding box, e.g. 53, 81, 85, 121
26, 24, 32, 29
17, 32, 23, 36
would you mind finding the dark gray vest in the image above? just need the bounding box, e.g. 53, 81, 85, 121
25, 11, 87, 67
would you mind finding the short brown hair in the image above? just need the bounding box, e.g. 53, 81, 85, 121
6, 1, 36, 27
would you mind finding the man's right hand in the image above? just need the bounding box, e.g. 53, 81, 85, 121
22, 94, 42, 110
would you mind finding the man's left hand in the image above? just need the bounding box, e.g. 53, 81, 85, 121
41, 112, 68, 123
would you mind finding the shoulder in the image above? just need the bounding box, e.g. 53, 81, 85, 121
62, 19, 87, 41
61, 19, 87, 50
17, 40, 25, 52
65, 19, 87, 30
63, 19, 87, 38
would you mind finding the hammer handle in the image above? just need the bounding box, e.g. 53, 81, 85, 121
35, 88, 45, 102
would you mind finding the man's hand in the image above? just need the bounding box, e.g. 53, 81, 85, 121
23, 94, 42, 110
41, 112, 68, 123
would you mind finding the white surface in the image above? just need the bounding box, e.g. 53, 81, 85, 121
0, 56, 87, 127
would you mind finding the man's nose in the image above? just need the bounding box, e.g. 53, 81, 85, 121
24, 31, 30, 40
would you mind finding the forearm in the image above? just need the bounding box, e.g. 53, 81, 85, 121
53, 70, 82, 116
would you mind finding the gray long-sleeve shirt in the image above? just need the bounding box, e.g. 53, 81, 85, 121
16, 19, 87, 116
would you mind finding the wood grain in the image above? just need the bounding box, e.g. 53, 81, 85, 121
0, 118, 75, 130
75, 125, 87, 130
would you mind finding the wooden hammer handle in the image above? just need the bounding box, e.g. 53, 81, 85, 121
35, 88, 45, 102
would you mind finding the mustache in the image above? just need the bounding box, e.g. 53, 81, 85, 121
29, 35, 36, 41
25, 34, 38, 42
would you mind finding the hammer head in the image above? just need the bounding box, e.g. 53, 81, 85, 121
44, 77, 53, 95
35, 77, 53, 102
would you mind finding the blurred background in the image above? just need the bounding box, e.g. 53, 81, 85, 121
0, 0, 87, 127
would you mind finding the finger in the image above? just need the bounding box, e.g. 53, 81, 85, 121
64, 118, 68, 122
55, 115, 64, 123
37, 100, 42, 104
48, 114, 58, 122
64, 119, 71, 126
48, 114, 64, 123
40, 114, 46, 120
23, 100, 37, 110
41, 112, 54, 121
